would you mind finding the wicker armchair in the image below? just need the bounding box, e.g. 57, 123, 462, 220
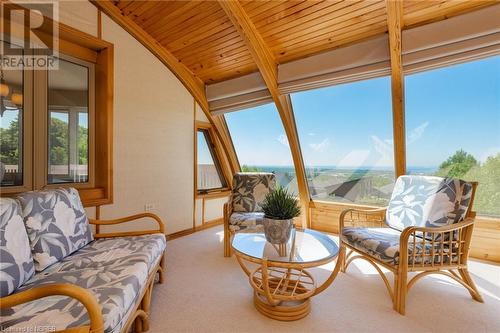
223, 172, 276, 257
339, 175, 483, 315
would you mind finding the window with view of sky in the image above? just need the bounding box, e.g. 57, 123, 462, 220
405, 55, 500, 217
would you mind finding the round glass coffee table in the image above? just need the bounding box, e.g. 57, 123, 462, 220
232, 228, 344, 321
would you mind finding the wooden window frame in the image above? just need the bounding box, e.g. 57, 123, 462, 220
195, 121, 230, 198
1, 4, 114, 207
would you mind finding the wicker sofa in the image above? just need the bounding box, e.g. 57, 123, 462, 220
0, 188, 166, 333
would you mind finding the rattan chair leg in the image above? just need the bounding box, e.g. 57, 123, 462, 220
458, 268, 484, 303
224, 223, 231, 257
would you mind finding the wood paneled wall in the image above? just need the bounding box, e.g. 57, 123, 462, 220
309, 201, 500, 263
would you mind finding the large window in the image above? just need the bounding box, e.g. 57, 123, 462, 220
0, 53, 25, 187
196, 128, 227, 193
0, 43, 94, 192
291, 76, 394, 206
225, 103, 298, 194
405, 55, 500, 217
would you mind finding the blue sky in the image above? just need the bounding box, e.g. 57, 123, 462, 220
226, 55, 499, 169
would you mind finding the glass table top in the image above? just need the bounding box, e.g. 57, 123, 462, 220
232, 228, 339, 264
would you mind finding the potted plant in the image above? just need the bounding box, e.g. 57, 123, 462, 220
261, 186, 301, 245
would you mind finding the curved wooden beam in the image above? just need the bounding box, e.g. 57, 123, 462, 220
91, 0, 239, 175
218, 0, 310, 227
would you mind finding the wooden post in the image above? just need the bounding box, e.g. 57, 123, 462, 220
386, 0, 406, 177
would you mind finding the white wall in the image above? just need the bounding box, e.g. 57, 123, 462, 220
59, 1, 194, 234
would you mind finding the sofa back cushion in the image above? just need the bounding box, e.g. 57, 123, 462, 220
0, 198, 35, 296
386, 175, 473, 232
17, 188, 94, 271
232, 173, 276, 213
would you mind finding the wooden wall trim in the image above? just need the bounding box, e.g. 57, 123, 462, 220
218, 0, 311, 227
386, 0, 406, 177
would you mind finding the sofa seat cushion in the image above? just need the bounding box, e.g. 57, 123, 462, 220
229, 212, 265, 232
17, 188, 94, 271
1, 234, 166, 333
341, 227, 454, 266
0, 198, 35, 297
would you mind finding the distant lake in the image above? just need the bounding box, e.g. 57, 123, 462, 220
245, 165, 438, 175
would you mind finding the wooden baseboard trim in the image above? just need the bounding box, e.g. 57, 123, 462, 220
166, 218, 223, 241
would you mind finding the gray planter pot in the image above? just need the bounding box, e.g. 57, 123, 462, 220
263, 217, 293, 244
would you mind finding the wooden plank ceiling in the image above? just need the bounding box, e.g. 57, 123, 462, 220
114, 0, 495, 84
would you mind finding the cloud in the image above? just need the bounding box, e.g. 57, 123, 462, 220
407, 121, 429, 144
308, 132, 316, 136
309, 138, 330, 153
277, 134, 289, 147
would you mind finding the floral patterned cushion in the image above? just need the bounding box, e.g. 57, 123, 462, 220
1, 234, 166, 333
17, 188, 94, 272
342, 227, 456, 266
229, 212, 265, 232
385, 176, 473, 233
0, 198, 35, 297
231, 173, 276, 213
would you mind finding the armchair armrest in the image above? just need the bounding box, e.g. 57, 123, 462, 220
399, 218, 476, 267
89, 212, 165, 239
339, 207, 387, 232
0, 283, 104, 333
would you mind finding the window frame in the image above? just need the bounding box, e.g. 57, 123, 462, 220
34, 53, 96, 190
1, 7, 114, 206
195, 121, 230, 197
0, 47, 33, 194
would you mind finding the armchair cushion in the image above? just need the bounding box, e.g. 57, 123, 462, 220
0, 198, 35, 297
17, 188, 94, 272
1, 234, 166, 333
341, 227, 455, 266
229, 212, 265, 232
231, 173, 276, 213
385, 176, 473, 234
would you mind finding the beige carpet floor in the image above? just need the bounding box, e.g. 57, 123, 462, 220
149, 226, 500, 333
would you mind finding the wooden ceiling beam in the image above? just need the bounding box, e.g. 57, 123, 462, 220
91, 0, 240, 175
218, 0, 311, 227
386, 0, 406, 177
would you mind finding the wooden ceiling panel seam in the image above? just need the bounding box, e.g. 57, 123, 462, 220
189, 52, 255, 75
271, 7, 388, 52
200, 64, 258, 83
152, 4, 225, 45
277, 16, 389, 57
244, 0, 293, 18
173, 28, 242, 58
166, 21, 235, 53
179, 39, 249, 68
135, 1, 188, 26
248, 0, 308, 24
253, 0, 333, 29
403, 1, 497, 28
185, 46, 253, 71
277, 25, 388, 63
127, 2, 159, 18
262, 0, 385, 43
147, 2, 220, 40
141, 1, 202, 34
195, 55, 257, 75
259, 0, 367, 40
156, 8, 229, 46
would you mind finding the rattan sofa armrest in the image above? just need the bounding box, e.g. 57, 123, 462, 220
339, 207, 387, 232
0, 283, 104, 333
398, 218, 476, 267
89, 213, 165, 238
